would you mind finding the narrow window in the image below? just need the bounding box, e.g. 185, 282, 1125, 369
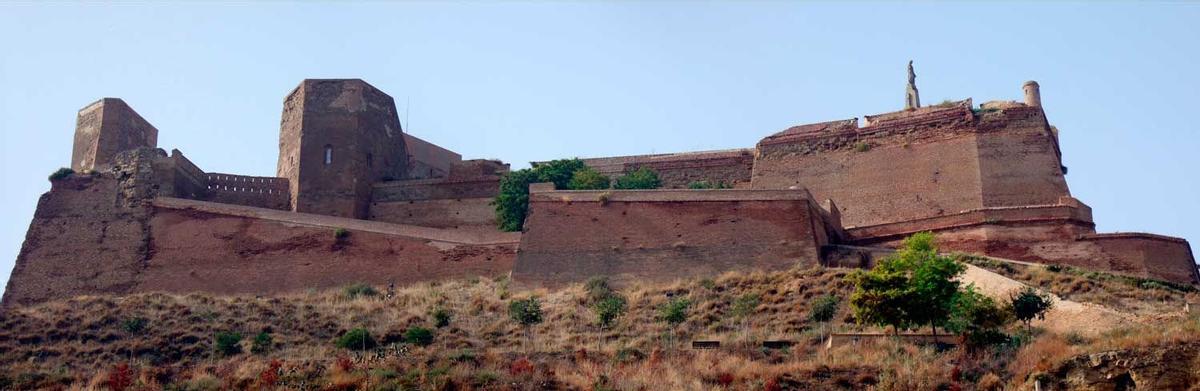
324, 145, 333, 165
367, 153, 373, 168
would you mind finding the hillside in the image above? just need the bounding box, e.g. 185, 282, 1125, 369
0, 265, 1197, 390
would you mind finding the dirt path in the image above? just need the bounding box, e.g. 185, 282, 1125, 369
960, 264, 1136, 336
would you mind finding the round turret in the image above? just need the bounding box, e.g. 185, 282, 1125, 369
1023, 80, 1042, 107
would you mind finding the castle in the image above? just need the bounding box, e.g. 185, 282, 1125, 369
3, 74, 1197, 309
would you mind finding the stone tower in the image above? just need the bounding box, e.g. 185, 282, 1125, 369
71, 98, 158, 172
1023, 80, 1042, 107
277, 79, 410, 219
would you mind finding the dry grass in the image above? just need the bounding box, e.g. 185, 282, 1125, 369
0, 265, 1197, 390
957, 255, 1199, 316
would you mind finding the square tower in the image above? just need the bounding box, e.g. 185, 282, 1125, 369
71, 98, 158, 172
277, 79, 409, 219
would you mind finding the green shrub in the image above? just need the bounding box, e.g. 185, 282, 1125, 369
569, 167, 610, 190
1045, 264, 1064, 273
699, 278, 716, 290
403, 327, 434, 346
494, 159, 595, 231
48, 167, 74, 181
594, 294, 628, 329
213, 331, 243, 356
614, 167, 661, 190
336, 328, 376, 350
659, 297, 690, 325
333, 228, 349, 240
532, 158, 587, 189
122, 317, 148, 334
854, 142, 871, 152
585, 276, 614, 303
432, 308, 451, 328
687, 180, 731, 189
508, 297, 544, 327
251, 332, 272, 354
1010, 286, 1053, 332
342, 283, 378, 299
808, 294, 840, 324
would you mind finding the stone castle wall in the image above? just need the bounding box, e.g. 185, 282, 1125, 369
579, 148, 754, 188
204, 172, 290, 210
751, 102, 1070, 229
1, 170, 516, 309
512, 188, 837, 287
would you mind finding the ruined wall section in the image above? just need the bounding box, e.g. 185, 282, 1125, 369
512, 189, 835, 287
71, 98, 159, 172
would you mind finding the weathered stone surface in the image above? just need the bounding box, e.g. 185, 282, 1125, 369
277, 79, 410, 219
71, 98, 158, 172
1042, 342, 1200, 390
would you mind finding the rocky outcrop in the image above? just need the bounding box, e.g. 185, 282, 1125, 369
1040, 342, 1200, 390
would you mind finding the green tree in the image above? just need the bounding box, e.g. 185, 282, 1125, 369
848, 232, 965, 336
614, 167, 661, 189
569, 167, 611, 190
593, 294, 627, 329
1009, 286, 1054, 333
847, 265, 912, 336
532, 158, 587, 189
494, 169, 539, 232
659, 297, 690, 326
730, 293, 760, 331
896, 233, 966, 335
494, 159, 593, 231
946, 285, 1014, 349
808, 294, 840, 338
509, 297, 544, 349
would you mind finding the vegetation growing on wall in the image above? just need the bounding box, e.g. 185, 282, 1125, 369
495, 159, 658, 231
614, 167, 661, 190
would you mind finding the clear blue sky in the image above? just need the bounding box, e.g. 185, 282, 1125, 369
2, 3, 1198, 292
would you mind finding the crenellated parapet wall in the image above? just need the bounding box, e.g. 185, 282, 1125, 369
204, 172, 291, 211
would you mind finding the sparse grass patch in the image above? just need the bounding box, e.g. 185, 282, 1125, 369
342, 282, 378, 299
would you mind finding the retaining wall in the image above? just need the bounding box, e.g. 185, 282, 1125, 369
513, 188, 836, 287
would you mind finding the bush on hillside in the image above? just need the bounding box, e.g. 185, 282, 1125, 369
404, 327, 435, 346
336, 328, 376, 351
659, 297, 690, 326
432, 308, 451, 328
343, 283, 377, 299
214, 331, 243, 357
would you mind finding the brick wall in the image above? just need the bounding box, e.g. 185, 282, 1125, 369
205, 172, 290, 210
372, 178, 499, 202
512, 189, 835, 287
1, 173, 515, 308
751, 102, 1070, 229
369, 198, 496, 228
577, 148, 755, 188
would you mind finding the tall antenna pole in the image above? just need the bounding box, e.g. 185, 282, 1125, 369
404, 96, 411, 132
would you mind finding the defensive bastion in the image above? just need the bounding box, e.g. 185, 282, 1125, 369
3, 77, 1196, 309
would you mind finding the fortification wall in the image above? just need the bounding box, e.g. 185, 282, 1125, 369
579, 149, 755, 188
204, 172, 290, 210
512, 189, 834, 287
369, 198, 495, 228
752, 102, 1070, 229
403, 133, 462, 180
372, 178, 499, 202
0, 171, 516, 308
